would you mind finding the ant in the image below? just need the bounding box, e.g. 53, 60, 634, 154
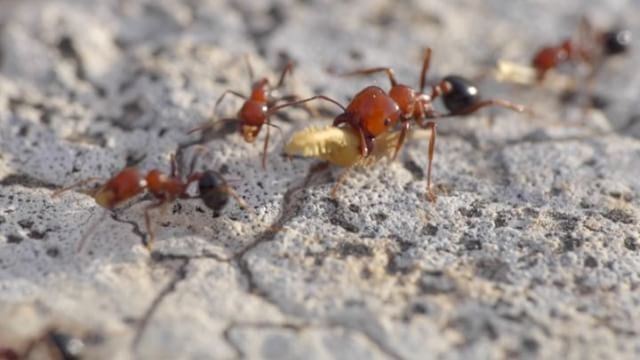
532, 17, 631, 81
53, 152, 247, 251
190, 56, 306, 169
269, 48, 528, 200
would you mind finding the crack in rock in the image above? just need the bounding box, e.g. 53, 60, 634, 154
110, 211, 148, 249
0, 174, 58, 190
131, 259, 189, 349
223, 320, 403, 360
232, 162, 331, 294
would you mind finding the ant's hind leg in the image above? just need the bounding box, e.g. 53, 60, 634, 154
261, 120, 272, 170
454, 99, 531, 116
425, 121, 437, 202
143, 201, 165, 251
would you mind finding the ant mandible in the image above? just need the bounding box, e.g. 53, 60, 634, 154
269, 48, 528, 200
53, 153, 247, 251
190, 56, 303, 169
532, 17, 631, 81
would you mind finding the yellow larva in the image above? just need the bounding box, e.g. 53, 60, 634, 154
285, 125, 400, 167
494, 60, 573, 88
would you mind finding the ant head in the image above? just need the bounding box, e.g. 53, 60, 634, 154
602, 29, 631, 56
198, 170, 230, 212
238, 100, 268, 142
240, 124, 261, 143
441, 75, 480, 113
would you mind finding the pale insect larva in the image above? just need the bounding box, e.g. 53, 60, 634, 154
285, 125, 401, 167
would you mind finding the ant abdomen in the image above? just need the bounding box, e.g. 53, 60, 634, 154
602, 29, 631, 56
198, 170, 230, 212
441, 75, 480, 113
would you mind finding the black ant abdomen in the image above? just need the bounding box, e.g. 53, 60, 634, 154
441, 75, 480, 113
602, 29, 632, 56
198, 170, 231, 212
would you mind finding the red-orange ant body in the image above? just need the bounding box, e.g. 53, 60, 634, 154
54, 155, 245, 251
270, 48, 527, 200
532, 18, 631, 80
193, 58, 300, 168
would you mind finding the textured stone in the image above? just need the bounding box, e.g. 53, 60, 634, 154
1, 0, 639, 359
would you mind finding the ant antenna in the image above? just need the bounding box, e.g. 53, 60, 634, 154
52, 177, 102, 198
244, 54, 255, 86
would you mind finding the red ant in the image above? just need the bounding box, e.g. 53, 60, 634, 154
267, 48, 528, 200
532, 17, 631, 81
53, 153, 247, 251
190, 56, 305, 169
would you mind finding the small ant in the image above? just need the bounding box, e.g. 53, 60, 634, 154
190, 56, 305, 169
532, 17, 631, 81
53, 153, 247, 251
270, 48, 527, 200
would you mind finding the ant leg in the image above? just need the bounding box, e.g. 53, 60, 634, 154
576, 16, 595, 60
259, 119, 284, 170
170, 154, 178, 178
330, 166, 353, 199
333, 67, 398, 87
265, 95, 346, 118
222, 185, 253, 215
76, 209, 109, 252
271, 95, 318, 117
143, 200, 166, 251
52, 177, 102, 197
392, 120, 411, 160
428, 79, 452, 102
419, 48, 433, 93
425, 121, 437, 202
275, 61, 295, 89
262, 119, 271, 170
187, 118, 238, 134
356, 127, 372, 158
452, 99, 531, 116
214, 90, 247, 113
244, 54, 255, 86
187, 145, 209, 177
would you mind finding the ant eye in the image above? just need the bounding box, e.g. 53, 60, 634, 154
603, 29, 631, 55
198, 171, 229, 211
441, 75, 480, 113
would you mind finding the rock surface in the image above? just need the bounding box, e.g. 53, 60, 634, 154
1, 0, 639, 358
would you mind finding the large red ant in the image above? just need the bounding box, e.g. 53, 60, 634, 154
532, 17, 631, 81
190, 56, 305, 169
268, 48, 528, 200
53, 153, 247, 251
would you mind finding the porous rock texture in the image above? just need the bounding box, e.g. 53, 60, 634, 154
1, 0, 640, 359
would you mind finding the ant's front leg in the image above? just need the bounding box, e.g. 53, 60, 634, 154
333, 67, 398, 88
274, 61, 295, 89
392, 120, 411, 160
